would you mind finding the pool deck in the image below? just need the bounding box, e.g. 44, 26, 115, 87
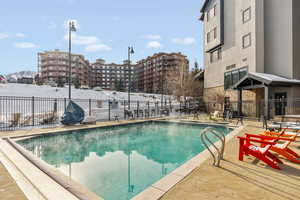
161, 121, 300, 200
0, 119, 300, 200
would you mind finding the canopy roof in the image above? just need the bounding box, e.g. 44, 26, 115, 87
233, 72, 300, 90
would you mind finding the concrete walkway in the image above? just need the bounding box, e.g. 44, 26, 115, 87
0, 161, 27, 200
162, 125, 300, 200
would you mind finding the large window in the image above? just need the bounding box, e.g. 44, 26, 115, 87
207, 27, 217, 44
213, 27, 217, 39
243, 7, 251, 23
207, 32, 211, 43
210, 48, 222, 63
224, 67, 248, 90
242, 33, 251, 49
207, 4, 217, 22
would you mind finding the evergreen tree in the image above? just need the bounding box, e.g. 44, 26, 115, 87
194, 61, 200, 73
74, 78, 81, 89
56, 77, 65, 87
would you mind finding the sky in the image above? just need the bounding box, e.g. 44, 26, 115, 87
0, 0, 204, 75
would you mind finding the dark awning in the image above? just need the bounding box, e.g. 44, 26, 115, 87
233, 72, 300, 90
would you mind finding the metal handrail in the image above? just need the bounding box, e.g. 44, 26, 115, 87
200, 127, 226, 167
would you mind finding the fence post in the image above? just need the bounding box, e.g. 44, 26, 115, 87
32, 96, 35, 126
148, 101, 150, 118
89, 99, 91, 116
124, 100, 126, 119
64, 98, 67, 111
137, 101, 139, 118
108, 100, 111, 121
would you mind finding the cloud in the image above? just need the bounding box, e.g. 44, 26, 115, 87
84, 44, 112, 52
146, 41, 163, 49
0, 32, 9, 39
64, 32, 111, 52
14, 42, 38, 49
15, 33, 26, 38
48, 21, 57, 29
142, 34, 162, 40
64, 33, 100, 45
172, 37, 196, 45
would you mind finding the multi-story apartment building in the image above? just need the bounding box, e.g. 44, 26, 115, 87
200, 0, 300, 117
90, 59, 136, 91
136, 52, 189, 94
38, 50, 90, 86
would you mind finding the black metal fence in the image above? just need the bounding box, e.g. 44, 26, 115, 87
205, 99, 300, 119
0, 96, 187, 131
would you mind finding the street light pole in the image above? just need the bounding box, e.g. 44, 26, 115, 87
127, 47, 134, 109
68, 21, 76, 100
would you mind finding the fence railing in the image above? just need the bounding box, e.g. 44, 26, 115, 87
204, 99, 300, 119
0, 96, 189, 131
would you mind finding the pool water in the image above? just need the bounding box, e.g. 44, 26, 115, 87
18, 121, 231, 200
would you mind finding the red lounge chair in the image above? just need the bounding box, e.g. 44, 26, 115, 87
257, 133, 300, 164
238, 134, 283, 170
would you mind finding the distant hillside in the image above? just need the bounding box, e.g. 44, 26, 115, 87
5, 71, 36, 82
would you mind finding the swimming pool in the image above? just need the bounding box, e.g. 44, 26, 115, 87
18, 121, 232, 200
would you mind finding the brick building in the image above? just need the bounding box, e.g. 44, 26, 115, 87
90, 59, 137, 91
38, 50, 90, 86
136, 52, 189, 94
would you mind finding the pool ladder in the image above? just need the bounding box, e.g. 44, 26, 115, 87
200, 127, 226, 167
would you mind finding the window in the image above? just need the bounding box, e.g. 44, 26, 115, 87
242, 33, 251, 49
213, 27, 217, 39
207, 5, 217, 22
224, 67, 248, 90
207, 32, 211, 43
243, 7, 251, 23
210, 48, 222, 63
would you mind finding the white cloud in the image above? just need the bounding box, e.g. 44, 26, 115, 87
15, 33, 26, 38
172, 37, 196, 45
142, 34, 162, 40
64, 32, 111, 52
146, 41, 163, 49
64, 33, 99, 45
48, 21, 57, 29
0, 32, 9, 39
84, 44, 112, 52
14, 42, 38, 49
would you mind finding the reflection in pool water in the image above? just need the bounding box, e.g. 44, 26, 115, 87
18, 121, 231, 200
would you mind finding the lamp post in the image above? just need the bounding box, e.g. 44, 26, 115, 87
127, 46, 134, 109
68, 21, 77, 99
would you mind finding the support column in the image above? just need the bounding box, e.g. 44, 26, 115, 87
264, 86, 269, 119
237, 89, 243, 116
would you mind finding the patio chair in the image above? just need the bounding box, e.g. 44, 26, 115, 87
9, 113, 21, 127
265, 128, 300, 138
238, 134, 283, 170
125, 110, 134, 120
258, 132, 300, 164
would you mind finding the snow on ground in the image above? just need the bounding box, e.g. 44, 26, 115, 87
0, 83, 174, 102
0, 84, 180, 129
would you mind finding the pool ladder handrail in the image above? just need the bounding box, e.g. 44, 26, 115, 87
200, 127, 226, 167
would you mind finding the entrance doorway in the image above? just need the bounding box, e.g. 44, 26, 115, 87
274, 92, 287, 115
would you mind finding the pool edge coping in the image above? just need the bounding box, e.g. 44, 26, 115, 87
131, 125, 244, 200
1, 119, 243, 200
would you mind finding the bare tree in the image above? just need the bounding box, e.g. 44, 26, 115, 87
165, 67, 203, 100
